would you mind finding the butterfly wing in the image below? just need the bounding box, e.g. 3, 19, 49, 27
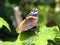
19, 7, 38, 32
27, 7, 38, 17
19, 17, 38, 31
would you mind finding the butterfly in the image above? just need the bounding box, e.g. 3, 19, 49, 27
18, 7, 38, 32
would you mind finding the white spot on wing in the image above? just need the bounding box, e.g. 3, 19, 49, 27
28, 7, 38, 16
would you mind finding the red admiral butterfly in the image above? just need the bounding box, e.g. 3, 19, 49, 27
18, 7, 38, 32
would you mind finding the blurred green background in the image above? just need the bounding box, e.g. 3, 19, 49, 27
0, 0, 60, 45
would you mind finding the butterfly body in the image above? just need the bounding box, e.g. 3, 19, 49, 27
19, 7, 38, 32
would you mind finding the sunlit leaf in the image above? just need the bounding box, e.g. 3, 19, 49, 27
33, 33, 48, 45
0, 17, 11, 31
33, 25, 59, 45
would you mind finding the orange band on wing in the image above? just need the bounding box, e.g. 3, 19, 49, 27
26, 16, 38, 19
19, 19, 25, 28
19, 16, 38, 30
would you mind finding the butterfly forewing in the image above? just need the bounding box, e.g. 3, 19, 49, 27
20, 18, 38, 31
19, 7, 38, 32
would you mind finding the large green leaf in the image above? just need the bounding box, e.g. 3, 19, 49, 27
0, 17, 11, 31
33, 25, 59, 45
33, 33, 48, 45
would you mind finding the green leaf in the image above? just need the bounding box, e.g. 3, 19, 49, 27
40, 25, 59, 40
15, 29, 35, 45
56, 32, 60, 39
33, 33, 48, 45
2, 42, 15, 45
0, 17, 11, 31
33, 25, 59, 45
15, 34, 23, 45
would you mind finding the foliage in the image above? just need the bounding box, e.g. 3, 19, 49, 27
0, 0, 60, 45
0, 17, 60, 45
0, 17, 10, 31
33, 25, 59, 45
